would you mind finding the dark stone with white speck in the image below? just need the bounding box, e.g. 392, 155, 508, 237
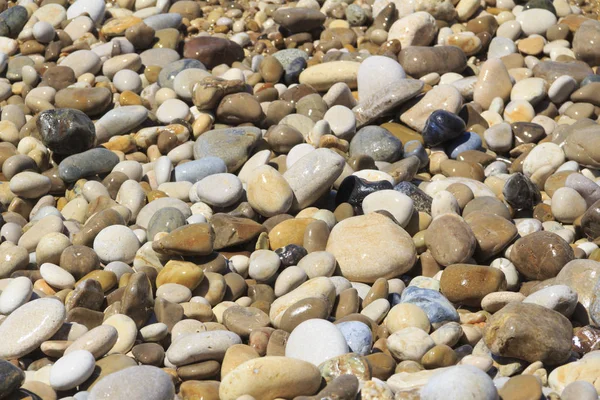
276, 244, 308, 267
393, 181, 433, 213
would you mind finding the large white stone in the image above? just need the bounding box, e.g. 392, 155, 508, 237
357, 56, 406, 102
66, 0, 106, 23
49, 350, 96, 391
285, 319, 349, 366
0, 298, 65, 358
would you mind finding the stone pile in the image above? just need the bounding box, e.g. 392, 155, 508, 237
1, 0, 600, 399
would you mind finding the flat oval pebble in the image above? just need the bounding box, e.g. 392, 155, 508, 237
49, 350, 96, 391
40, 262, 76, 289
0, 298, 65, 358
220, 356, 321, 400
196, 173, 243, 207
0, 276, 31, 314
66, 325, 118, 359
89, 366, 175, 400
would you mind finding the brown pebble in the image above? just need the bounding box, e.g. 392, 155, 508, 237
421, 344, 458, 369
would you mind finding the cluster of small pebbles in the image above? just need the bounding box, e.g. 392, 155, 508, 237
3, 0, 600, 398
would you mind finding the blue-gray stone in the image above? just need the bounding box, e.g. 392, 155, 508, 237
349, 126, 403, 162
582, 74, 600, 87
445, 131, 483, 159
422, 109, 466, 147
144, 13, 182, 31
251, 55, 264, 72
346, 4, 367, 26
336, 321, 372, 356
193, 127, 261, 172
400, 286, 459, 325
31, 206, 62, 222
403, 140, 428, 167
0, 6, 27, 38
158, 59, 205, 89
284, 56, 307, 85
272, 49, 309, 70
174, 157, 227, 183
147, 207, 187, 240
58, 148, 120, 182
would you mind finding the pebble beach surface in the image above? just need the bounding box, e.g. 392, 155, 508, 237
2, 0, 600, 399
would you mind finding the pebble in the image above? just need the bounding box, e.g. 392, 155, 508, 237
284, 148, 345, 209
560, 380, 598, 400
357, 55, 406, 102
0, 276, 32, 315
220, 356, 321, 400
474, 58, 512, 110
362, 190, 414, 227
350, 126, 403, 162
389, 12, 437, 47
421, 365, 498, 399
40, 262, 76, 289
336, 321, 372, 356
510, 231, 574, 280
517, 9, 558, 35
327, 213, 416, 282
401, 84, 463, 132
89, 366, 175, 400
387, 326, 435, 361
49, 350, 96, 391
0, 0, 596, 397
0, 298, 65, 359
299, 61, 360, 91
422, 110, 466, 147
66, 325, 118, 359
523, 284, 578, 317
59, 148, 120, 182
94, 225, 141, 264
0, 359, 24, 397
38, 109, 96, 155
286, 319, 349, 365
484, 302, 572, 364
67, 0, 105, 23
95, 105, 148, 143
196, 173, 243, 207
425, 214, 476, 266
247, 165, 294, 217
166, 331, 241, 365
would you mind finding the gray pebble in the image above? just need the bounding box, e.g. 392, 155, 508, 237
58, 148, 120, 182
